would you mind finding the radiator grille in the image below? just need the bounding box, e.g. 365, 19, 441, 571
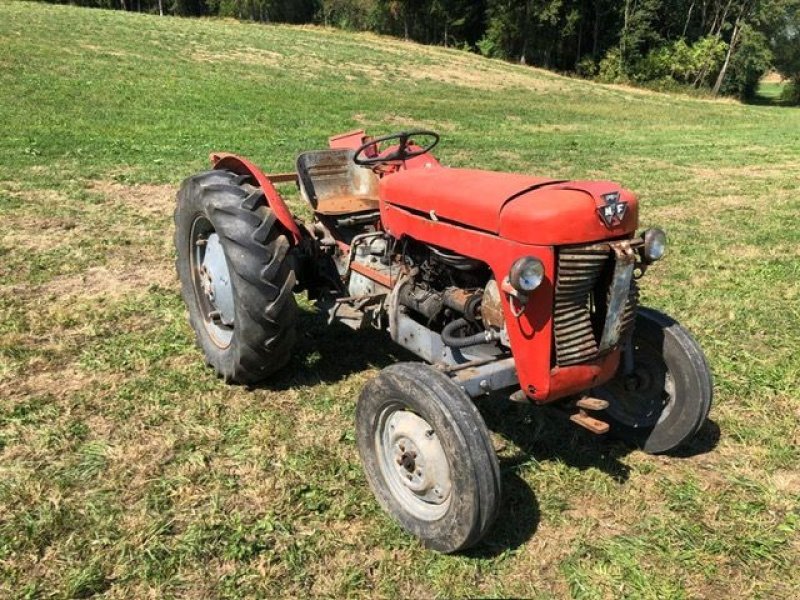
553, 245, 639, 366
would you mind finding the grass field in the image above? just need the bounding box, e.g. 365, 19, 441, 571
1, 2, 799, 598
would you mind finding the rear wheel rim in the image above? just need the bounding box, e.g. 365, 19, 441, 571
375, 404, 452, 521
190, 215, 234, 348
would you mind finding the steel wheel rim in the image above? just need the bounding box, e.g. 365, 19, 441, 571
602, 340, 676, 428
190, 215, 234, 348
375, 403, 452, 521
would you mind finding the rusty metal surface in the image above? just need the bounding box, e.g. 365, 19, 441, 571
296, 149, 380, 215
569, 410, 610, 434
576, 396, 610, 411
265, 172, 298, 184
553, 245, 608, 366
598, 241, 637, 353
349, 260, 394, 289
553, 240, 640, 367
480, 279, 505, 330
317, 194, 380, 215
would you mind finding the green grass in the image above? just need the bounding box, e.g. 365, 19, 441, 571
753, 81, 796, 106
1, 2, 799, 598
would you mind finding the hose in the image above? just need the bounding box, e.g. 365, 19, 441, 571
441, 317, 500, 348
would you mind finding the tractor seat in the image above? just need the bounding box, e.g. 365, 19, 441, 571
296, 149, 380, 216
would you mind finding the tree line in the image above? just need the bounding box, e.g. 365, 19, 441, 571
42, 0, 800, 102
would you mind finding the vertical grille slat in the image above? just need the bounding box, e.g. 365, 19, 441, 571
553, 244, 639, 367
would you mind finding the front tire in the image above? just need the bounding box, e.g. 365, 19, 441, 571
597, 307, 713, 454
174, 170, 297, 384
356, 363, 501, 553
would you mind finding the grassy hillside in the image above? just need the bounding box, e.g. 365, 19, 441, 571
1, 2, 799, 598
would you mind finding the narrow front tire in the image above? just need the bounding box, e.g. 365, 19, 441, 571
597, 308, 713, 454
356, 363, 501, 553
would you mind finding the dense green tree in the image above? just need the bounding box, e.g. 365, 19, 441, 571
33, 0, 800, 103
769, 0, 800, 100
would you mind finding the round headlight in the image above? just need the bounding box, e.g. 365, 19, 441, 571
510, 257, 545, 293
643, 228, 667, 262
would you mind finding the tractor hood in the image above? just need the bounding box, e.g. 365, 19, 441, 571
379, 167, 638, 245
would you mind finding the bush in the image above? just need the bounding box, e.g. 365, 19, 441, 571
780, 80, 800, 104
576, 56, 598, 78
722, 25, 772, 99
597, 47, 627, 83
476, 35, 498, 58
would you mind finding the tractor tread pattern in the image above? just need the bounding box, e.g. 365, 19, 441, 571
174, 170, 297, 384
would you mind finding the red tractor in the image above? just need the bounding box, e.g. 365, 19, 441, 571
174, 130, 713, 552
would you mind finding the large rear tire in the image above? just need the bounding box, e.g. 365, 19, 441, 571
356, 363, 501, 553
597, 308, 713, 454
174, 170, 297, 384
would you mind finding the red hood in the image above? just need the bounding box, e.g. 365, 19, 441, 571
379, 167, 638, 245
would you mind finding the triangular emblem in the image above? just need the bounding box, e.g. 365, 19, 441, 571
598, 191, 627, 227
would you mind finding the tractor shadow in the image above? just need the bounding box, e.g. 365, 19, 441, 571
467, 396, 720, 557
260, 307, 418, 391
255, 307, 720, 556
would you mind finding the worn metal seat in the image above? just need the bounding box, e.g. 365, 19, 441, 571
296, 149, 380, 216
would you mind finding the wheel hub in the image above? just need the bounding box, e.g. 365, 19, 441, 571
190, 217, 235, 348
602, 343, 675, 428
199, 233, 235, 326
378, 408, 452, 519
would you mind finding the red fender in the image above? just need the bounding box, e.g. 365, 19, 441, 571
210, 152, 303, 244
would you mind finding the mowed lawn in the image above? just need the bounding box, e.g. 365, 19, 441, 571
1, 2, 799, 598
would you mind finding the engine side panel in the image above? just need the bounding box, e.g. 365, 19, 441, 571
379, 168, 558, 234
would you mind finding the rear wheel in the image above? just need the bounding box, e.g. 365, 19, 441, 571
174, 170, 297, 384
356, 363, 501, 553
596, 308, 713, 454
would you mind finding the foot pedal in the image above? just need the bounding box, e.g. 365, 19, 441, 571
576, 397, 609, 411
570, 410, 610, 435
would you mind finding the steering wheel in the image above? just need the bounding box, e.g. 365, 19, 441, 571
353, 130, 440, 166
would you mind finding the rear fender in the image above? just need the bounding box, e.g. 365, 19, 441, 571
210, 152, 303, 244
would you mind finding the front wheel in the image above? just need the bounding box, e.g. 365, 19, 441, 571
596, 308, 713, 454
356, 363, 501, 553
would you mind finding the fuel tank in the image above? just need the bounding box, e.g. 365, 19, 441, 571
379, 167, 638, 245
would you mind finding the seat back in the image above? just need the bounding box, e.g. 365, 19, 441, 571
296, 149, 380, 216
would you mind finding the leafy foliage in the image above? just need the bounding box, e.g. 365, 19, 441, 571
28, 0, 800, 100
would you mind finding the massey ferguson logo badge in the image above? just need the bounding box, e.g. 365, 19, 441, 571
598, 191, 627, 227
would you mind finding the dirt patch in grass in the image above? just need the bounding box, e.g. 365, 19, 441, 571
398, 57, 561, 91
38, 263, 176, 300
79, 42, 140, 60
190, 47, 283, 68
0, 363, 110, 403
88, 180, 175, 219
0, 189, 80, 250
689, 162, 800, 182
772, 470, 800, 495
762, 72, 785, 84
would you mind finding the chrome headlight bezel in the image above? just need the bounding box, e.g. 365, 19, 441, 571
642, 228, 667, 262
509, 256, 545, 293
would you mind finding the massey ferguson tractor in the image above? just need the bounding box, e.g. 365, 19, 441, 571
174, 130, 713, 553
